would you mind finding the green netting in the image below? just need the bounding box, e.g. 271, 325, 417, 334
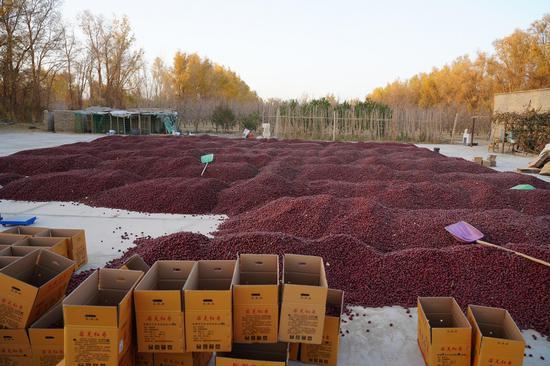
93, 114, 110, 133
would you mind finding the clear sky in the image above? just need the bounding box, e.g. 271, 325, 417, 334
61, 0, 548, 101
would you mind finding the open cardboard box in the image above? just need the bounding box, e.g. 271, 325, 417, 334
233, 254, 279, 344
2, 226, 50, 236
63, 268, 144, 366
13, 237, 69, 258
120, 254, 151, 273
0, 328, 33, 366
0, 246, 40, 270
279, 254, 328, 344
134, 260, 197, 353
0, 233, 28, 245
0, 249, 75, 329
217, 342, 289, 366
29, 300, 64, 366
300, 288, 344, 366
417, 297, 471, 366
35, 229, 88, 268
184, 260, 237, 352
467, 305, 525, 366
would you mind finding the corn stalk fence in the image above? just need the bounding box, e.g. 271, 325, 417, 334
265, 106, 491, 143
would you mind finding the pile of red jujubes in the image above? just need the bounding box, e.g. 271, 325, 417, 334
1, 135, 549, 334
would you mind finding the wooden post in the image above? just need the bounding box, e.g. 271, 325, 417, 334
138, 114, 142, 134
332, 111, 337, 141
450, 112, 458, 144
470, 116, 476, 147
274, 107, 280, 138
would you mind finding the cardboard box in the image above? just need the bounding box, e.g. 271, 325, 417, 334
12, 237, 69, 259
184, 260, 237, 352
216, 343, 289, 366
136, 353, 155, 366
29, 301, 64, 366
417, 297, 472, 366
0, 249, 75, 329
0, 255, 20, 269
233, 254, 279, 343
120, 254, 150, 273
0, 246, 40, 269
1, 226, 49, 236
134, 260, 197, 353
0, 244, 11, 254
279, 254, 328, 344
63, 268, 144, 366
0, 233, 28, 245
0, 328, 33, 366
154, 352, 212, 366
300, 289, 344, 366
467, 305, 525, 366
36, 229, 87, 268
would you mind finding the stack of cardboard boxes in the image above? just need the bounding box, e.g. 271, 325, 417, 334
0, 226, 87, 366
126, 253, 343, 366
0, 250, 75, 366
47, 253, 342, 366
0, 226, 88, 269
417, 297, 526, 366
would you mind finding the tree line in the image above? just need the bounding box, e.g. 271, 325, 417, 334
0, 0, 258, 124
368, 14, 550, 112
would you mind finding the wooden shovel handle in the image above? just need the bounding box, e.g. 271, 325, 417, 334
477, 240, 550, 267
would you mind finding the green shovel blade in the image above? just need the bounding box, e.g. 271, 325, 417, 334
201, 154, 214, 164
510, 184, 535, 190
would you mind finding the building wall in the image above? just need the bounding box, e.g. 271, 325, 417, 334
47, 110, 76, 132
494, 88, 550, 113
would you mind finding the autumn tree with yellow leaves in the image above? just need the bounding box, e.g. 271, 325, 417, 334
369, 14, 550, 112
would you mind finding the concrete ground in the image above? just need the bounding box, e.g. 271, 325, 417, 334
0, 200, 226, 270
417, 142, 550, 182
0, 131, 99, 156
0, 132, 548, 365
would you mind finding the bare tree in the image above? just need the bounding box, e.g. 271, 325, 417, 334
22, 0, 64, 121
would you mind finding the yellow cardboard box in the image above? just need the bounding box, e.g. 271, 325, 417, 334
233, 254, 279, 344
216, 343, 288, 366
134, 260, 197, 353
120, 254, 150, 273
279, 254, 328, 344
29, 301, 64, 366
1, 226, 49, 236
300, 289, 344, 366
184, 260, 237, 352
36, 229, 88, 268
417, 297, 472, 366
63, 268, 143, 366
12, 237, 69, 259
467, 305, 525, 366
0, 328, 33, 366
0, 249, 75, 329
154, 352, 212, 366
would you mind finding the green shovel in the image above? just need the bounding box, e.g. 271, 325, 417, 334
200, 154, 214, 176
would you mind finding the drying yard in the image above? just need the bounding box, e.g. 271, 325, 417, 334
0, 133, 549, 365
